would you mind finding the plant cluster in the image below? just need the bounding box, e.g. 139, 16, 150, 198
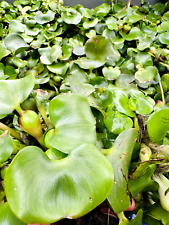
1, 0, 169, 224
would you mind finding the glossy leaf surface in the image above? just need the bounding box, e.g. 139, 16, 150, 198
34, 10, 55, 24
85, 35, 120, 63
147, 109, 169, 143
0, 202, 26, 225
44, 93, 96, 153
0, 131, 14, 163
5, 144, 114, 224
4, 33, 29, 54
0, 74, 35, 114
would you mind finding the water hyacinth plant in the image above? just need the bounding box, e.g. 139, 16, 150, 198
1, 0, 169, 224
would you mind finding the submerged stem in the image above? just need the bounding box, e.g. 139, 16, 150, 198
159, 80, 165, 104
0, 122, 22, 141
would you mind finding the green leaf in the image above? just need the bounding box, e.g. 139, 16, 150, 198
106, 17, 118, 31
85, 35, 120, 63
119, 27, 141, 41
44, 93, 96, 153
135, 52, 153, 68
146, 202, 169, 224
47, 62, 69, 76
106, 129, 139, 213
38, 45, 62, 65
136, 96, 154, 115
159, 32, 169, 45
147, 109, 169, 143
137, 35, 152, 51
83, 18, 98, 29
0, 202, 26, 225
104, 111, 133, 135
128, 164, 158, 196
59, 43, 72, 60
0, 43, 11, 60
135, 66, 158, 83
34, 10, 55, 24
4, 33, 29, 54
102, 66, 120, 80
162, 74, 169, 91
0, 74, 35, 114
75, 57, 105, 69
119, 210, 143, 225
0, 131, 14, 163
9, 20, 25, 33
94, 3, 111, 17
67, 76, 95, 97
5, 144, 113, 224
112, 89, 135, 117
61, 8, 82, 25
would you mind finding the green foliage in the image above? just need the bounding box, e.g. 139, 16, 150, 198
1, 0, 169, 224
5, 144, 113, 223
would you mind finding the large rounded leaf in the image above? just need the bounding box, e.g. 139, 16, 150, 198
0, 202, 26, 225
44, 93, 96, 153
0, 74, 35, 114
85, 35, 120, 63
5, 144, 114, 224
147, 109, 169, 143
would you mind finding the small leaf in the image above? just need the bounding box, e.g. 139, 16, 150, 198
44, 93, 96, 153
146, 202, 169, 224
119, 27, 141, 41
4, 33, 29, 54
0, 74, 35, 114
61, 8, 82, 25
75, 57, 105, 69
136, 96, 154, 115
112, 89, 135, 117
47, 62, 69, 76
9, 20, 25, 33
137, 35, 152, 51
159, 32, 169, 45
102, 66, 120, 80
104, 111, 133, 135
83, 18, 98, 29
135, 52, 153, 68
106, 17, 118, 30
94, 3, 111, 17
38, 46, 62, 65
0, 43, 10, 60
5, 144, 113, 223
147, 109, 169, 143
35, 10, 55, 24
135, 66, 158, 83
129, 164, 158, 197
0, 131, 14, 163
